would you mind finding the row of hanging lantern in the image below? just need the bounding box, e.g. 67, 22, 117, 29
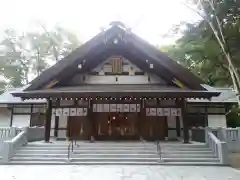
48, 97, 186, 101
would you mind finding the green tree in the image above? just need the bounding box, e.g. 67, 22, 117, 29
183, 0, 240, 105
0, 26, 81, 88
162, 0, 240, 88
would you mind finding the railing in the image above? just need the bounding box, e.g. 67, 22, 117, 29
156, 141, 162, 161
205, 128, 228, 164
207, 127, 240, 153
2, 131, 27, 162
0, 127, 17, 155
67, 139, 74, 160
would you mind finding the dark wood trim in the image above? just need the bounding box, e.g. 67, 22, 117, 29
10, 106, 13, 127
88, 100, 95, 140
187, 112, 226, 115
164, 116, 168, 138
54, 99, 60, 137
176, 116, 181, 137
45, 99, 52, 142
205, 106, 208, 126
181, 100, 189, 143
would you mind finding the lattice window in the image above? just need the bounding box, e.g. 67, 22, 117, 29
111, 57, 122, 73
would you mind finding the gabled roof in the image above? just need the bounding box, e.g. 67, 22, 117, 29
26, 22, 206, 91
0, 85, 46, 104
188, 86, 238, 104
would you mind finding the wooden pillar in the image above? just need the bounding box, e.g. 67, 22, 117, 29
10, 105, 13, 127
88, 99, 95, 141
54, 100, 60, 137
181, 99, 189, 143
176, 116, 181, 137
139, 99, 145, 140
204, 106, 208, 126
45, 99, 52, 142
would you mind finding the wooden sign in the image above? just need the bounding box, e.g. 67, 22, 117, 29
62, 108, 70, 116
103, 104, 109, 112
130, 104, 136, 112
137, 104, 140, 112
171, 108, 177, 116
146, 108, 150, 116
83, 108, 88, 116
56, 108, 63, 116
70, 108, 77, 116
163, 108, 170, 116
177, 108, 182, 116
123, 104, 130, 112
151, 108, 157, 116
157, 108, 163, 116
97, 104, 103, 112
93, 104, 97, 112
110, 104, 117, 112
117, 104, 123, 112
52, 108, 56, 115
77, 108, 83, 116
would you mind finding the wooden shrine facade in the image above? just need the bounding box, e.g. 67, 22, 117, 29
12, 22, 220, 143
47, 97, 188, 142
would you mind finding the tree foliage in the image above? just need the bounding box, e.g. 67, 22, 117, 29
162, 0, 240, 88
0, 26, 81, 89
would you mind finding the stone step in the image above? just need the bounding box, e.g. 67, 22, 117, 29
7, 160, 223, 166
7, 161, 161, 165
159, 144, 207, 147
14, 153, 159, 158
161, 148, 211, 151
161, 150, 213, 154
11, 156, 161, 163
17, 149, 157, 154
26, 143, 154, 147
162, 154, 216, 158
162, 157, 220, 163
21, 147, 157, 151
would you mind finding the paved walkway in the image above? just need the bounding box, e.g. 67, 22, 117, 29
0, 165, 240, 180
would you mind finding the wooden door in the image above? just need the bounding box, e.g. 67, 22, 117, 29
67, 116, 90, 140
140, 116, 166, 140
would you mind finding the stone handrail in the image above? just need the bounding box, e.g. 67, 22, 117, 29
205, 128, 228, 164
1, 131, 28, 162
0, 127, 17, 155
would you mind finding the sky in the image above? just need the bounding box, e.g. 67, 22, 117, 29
0, 0, 199, 46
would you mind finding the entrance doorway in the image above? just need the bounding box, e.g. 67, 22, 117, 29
96, 112, 138, 140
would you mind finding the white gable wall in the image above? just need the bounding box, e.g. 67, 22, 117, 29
12, 115, 30, 127
0, 107, 11, 127
70, 73, 166, 85
208, 115, 227, 128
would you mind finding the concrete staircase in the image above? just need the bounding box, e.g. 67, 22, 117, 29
7, 141, 221, 165
9, 141, 160, 165
160, 143, 221, 165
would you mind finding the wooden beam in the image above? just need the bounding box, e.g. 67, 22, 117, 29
45, 99, 52, 142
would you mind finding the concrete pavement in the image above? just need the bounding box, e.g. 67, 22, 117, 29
0, 165, 240, 180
